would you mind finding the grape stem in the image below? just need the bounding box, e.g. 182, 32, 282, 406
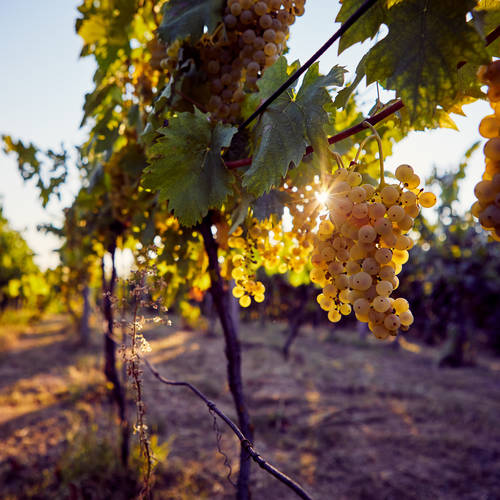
353, 134, 375, 165
361, 121, 385, 189
332, 151, 345, 170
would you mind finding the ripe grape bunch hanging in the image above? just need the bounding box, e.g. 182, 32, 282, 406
474, 60, 500, 240
309, 129, 436, 340
155, 0, 306, 123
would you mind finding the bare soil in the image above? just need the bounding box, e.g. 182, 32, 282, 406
1, 314, 499, 500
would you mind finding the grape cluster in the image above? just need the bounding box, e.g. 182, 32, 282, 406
473, 61, 500, 241
202, 0, 306, 121
310, 164, 436, 339
283, 183, 323, 272
229, 225, 267, 307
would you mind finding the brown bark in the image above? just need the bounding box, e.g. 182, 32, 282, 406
199, 216, 253, 500
101, 246, 129, 466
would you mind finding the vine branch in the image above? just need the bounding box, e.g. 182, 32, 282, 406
227, 99, 404, 169
141, 356, 314, 500
228, 24, 500, 171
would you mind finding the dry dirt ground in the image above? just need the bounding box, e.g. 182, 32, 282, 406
0, 314, 499, 499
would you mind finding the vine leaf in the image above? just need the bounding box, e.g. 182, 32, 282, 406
143, 110, 237, 226
296, 64, 346, 158
363, 0, 490, 123
336, 0, 387, 54
334, 55, 367, 109
243, 58, 344, 197
158, 0, 225, 45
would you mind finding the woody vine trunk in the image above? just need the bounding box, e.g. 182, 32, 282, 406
101, 245, 130, 466
199, 215, 253, 500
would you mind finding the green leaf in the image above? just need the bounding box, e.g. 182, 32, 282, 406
158, 0, 225, 45
363, 0, 490, 123
243, 59, 343, 196
143, 110, 237, 226
243, 105, 305, 196
296, 64, 345, 158
336, 0, 387, 54
334, 56, 366, 109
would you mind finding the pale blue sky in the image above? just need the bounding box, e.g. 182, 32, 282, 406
0, 1, 490, 269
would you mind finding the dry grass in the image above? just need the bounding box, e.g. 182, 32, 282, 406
0, 314, 499, 499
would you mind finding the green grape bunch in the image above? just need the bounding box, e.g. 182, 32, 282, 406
310, 161, 436, 340
473, 61, 500, 241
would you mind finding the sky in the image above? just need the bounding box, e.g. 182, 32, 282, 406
0, 1, 491, 270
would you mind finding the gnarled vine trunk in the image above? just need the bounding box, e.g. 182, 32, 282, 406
101, 246, 129, 466
200, 216, 253, 500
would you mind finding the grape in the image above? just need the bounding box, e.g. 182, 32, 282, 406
328, 309, 342, 323
232, 286, 245, 298
400, 191, 417, 206
397, 214, 414, 232
352, 203, 369, 219
374, 218, 392, 235
372, 296, 391, 313
351, 272, 372, 291
479, 115, 500, 138
362, 184, 376, 198
349, 186, 367, 203
406, 175, 421, 189
404, 203, 420, 218
393, 297, 409, 314
358, 225, 377, 243
475, 180, 496, 203
239, 295, 251, 307
419, 192, 436, 208
399, 310, 414, 326
264, 42, 278, 56
254, 1, 269, 16
230, 2, 243, 15
259, 14, 273, 28
376, 280, 393, 297
368, 202, 387, 220
488, 86, 500, 102
375, 247, 392, 265
395, 164, 414, 183
372, 324, 390, 339
353, 298, 370, 315
362, 257, 379, 275
347, 171, 362, 186
484, 138, 500, 161
387, 204, 405, 222
340, 303, 352, 315
384, 314, 401, 331
224, 14, 238, 28
240, 9, 254, 23
381, 186, 400, 206
263, 28, 277, 42
379, 265, 395, 280
242, 29, 256, 44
